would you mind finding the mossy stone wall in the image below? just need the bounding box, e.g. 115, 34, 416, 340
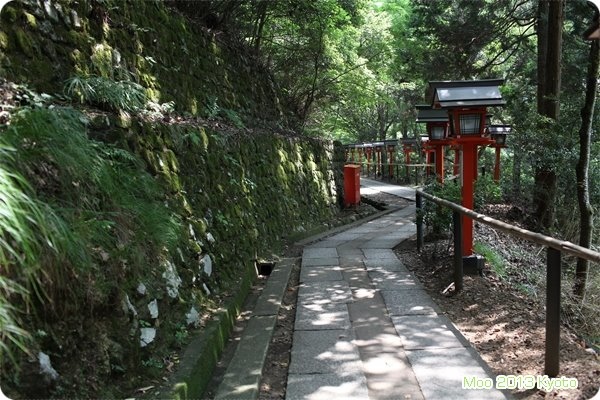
0, 1, 343, 397
0, 0, 284, 121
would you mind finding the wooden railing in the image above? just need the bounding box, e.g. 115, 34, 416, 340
415, 188, 600, 377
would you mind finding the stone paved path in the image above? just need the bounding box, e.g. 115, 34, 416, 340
286, 182, 509, 400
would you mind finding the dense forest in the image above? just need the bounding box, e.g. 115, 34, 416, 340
1, 0, 600, 398
188, 0, 600, 288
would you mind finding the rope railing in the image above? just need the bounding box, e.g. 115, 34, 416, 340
415, 188, 600, 378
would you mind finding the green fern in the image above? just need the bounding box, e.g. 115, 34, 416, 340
0, 106, 183, 374
64, 75, 147, 112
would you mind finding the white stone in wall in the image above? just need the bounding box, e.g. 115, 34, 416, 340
43, 0, 58, 21
140, 328, 156, 347
147, 299, 159, 319
70, 9, 81, 28
162, 260, 182, 298
136, 283, 147, 296
188, 224, 196, 240
206, 232, 215, 244
186, 306, 200, 327
38, 352, 59, 381
203, 283, 211, 295
201, 254, 212, 276
122, 294, 138, 317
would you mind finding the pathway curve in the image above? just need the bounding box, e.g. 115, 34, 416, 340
286, 181, 509, 400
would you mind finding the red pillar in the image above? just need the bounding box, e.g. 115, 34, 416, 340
358, 148, 363, 170
453, 147, 460, 176
403, 147, 411, 181
425, 149, 434, 177
435, 144, 444, 184
494, 146, 501, 182
461, 143, 476, 256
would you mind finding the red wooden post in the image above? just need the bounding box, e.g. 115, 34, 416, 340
376, 147, 381, 176
461, 143, 476, 256
403, 145, 411, 182
357, 147, 363, 170
435, 143, 444, 183
453, 146, 460, 176
388, 146, 395, 178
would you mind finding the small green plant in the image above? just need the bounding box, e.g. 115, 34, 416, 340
474, 242, 506, 278
144, 100, 175, 119
142, 357, 163, 370
205, 96, 220, 118
422, 180, 461, 235
64, 75, 147, 112
222, 108, 245, 129
174, 324, 189, 347
474, 175, 502, 209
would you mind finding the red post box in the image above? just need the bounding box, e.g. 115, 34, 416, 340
343, 164, 361, 207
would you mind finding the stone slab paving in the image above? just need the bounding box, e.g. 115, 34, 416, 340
299, 265, 343, 282
287, 181, 509, 400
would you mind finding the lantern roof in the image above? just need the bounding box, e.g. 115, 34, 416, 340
401, 137, 418, 145
428, 79, 505, 109
487, 124, 512, 134
415, 105, 448, 123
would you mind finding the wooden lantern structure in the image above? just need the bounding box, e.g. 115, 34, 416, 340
373, 141, 384, 177
420, 136, 434, 177
356, 144, 365, 169
345, 143, 357, 163
487, 124, 511, 182
416, 105, 450, 183
384, 139, 398, 179
401, 137, 417, 181
363, 143, 373, 175
429, 79, 506, 257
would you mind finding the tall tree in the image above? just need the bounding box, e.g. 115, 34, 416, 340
574, 13, 600, 301
533, 0, 564, 229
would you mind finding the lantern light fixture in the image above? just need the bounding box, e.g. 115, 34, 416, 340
416, 105, 449, 141
487, 124, 512, 146
429, 79, 505, 138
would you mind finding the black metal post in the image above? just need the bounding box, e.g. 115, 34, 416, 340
545, 247, 561, 377
453, 211, 463, 292
416, 192, 423, 252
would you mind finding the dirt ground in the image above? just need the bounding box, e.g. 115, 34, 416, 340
209, 193, 600, 400
397, 238, 599, 400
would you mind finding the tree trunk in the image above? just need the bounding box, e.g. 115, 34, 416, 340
574, 37, 600, 301
533, 0, 563, 229
377, 103, 387, 140
252, 1, 269, 53
536, 0, 548, 112
512, 148, 522, 196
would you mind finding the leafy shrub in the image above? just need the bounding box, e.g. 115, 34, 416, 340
422, 180, 461, 235
64, 75, 147, 112
422, 175, 502, 235
0, 105, 182, 375
474, 174, 502, 208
